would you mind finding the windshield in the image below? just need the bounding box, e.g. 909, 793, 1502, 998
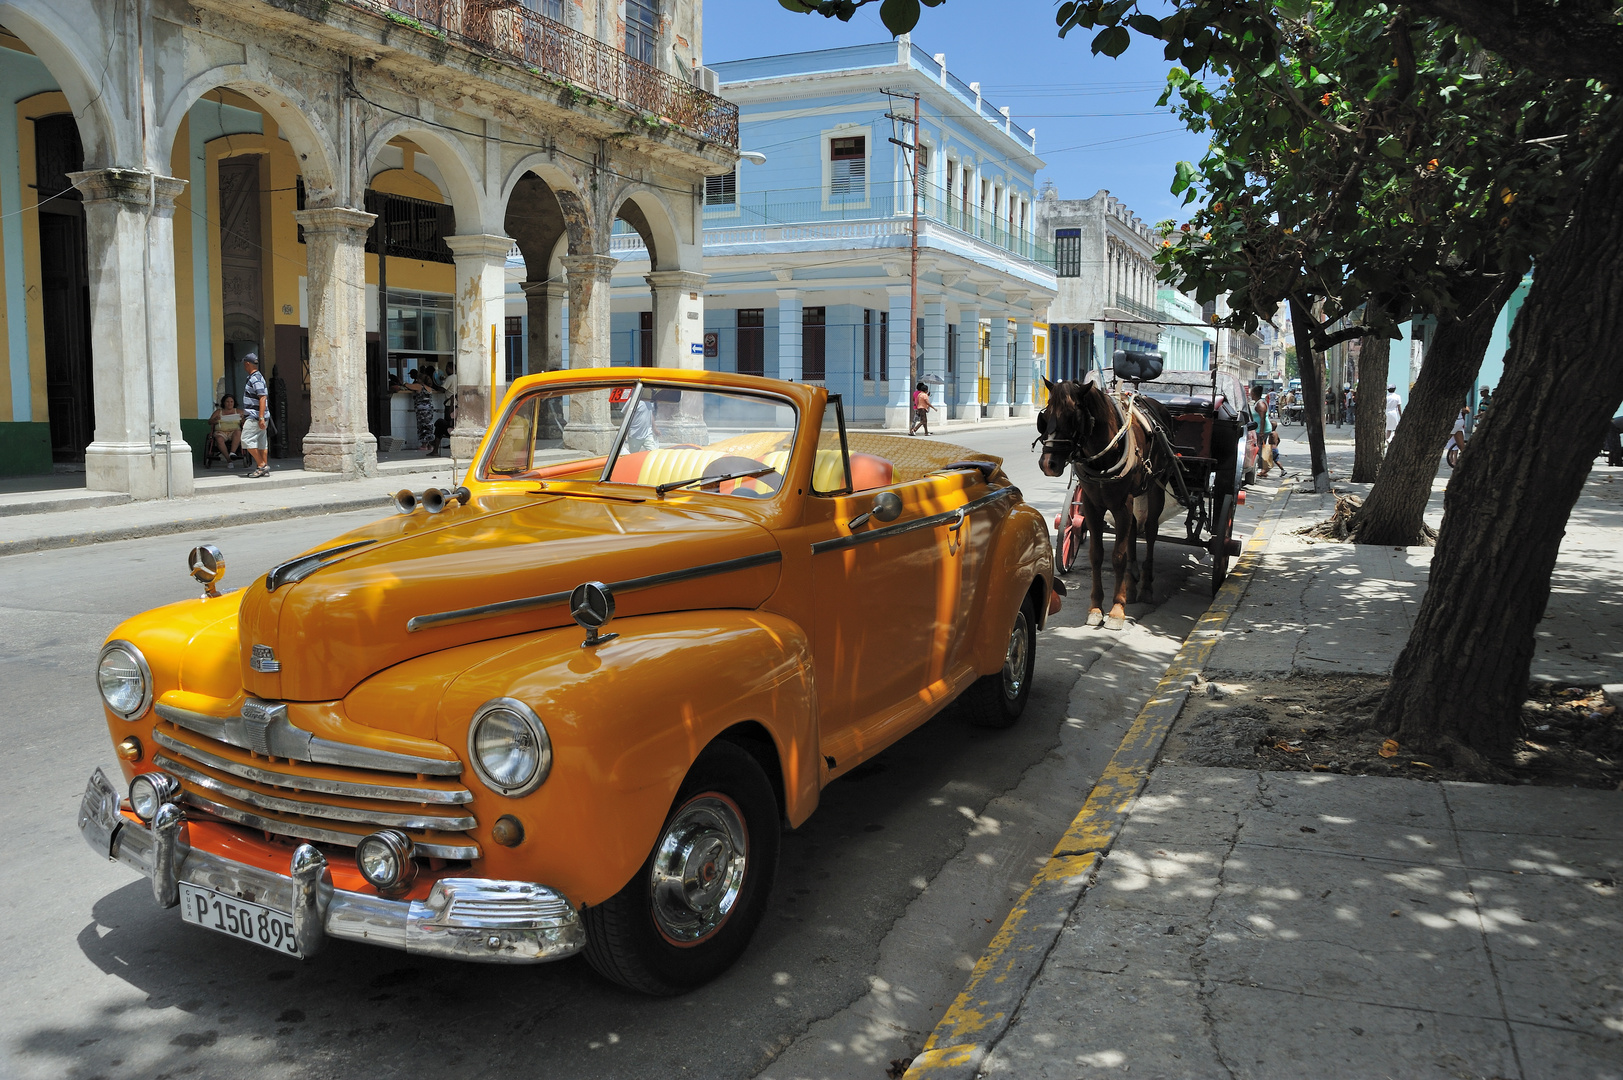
480, 381, 799, 499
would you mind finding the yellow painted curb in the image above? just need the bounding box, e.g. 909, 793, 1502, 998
905, 487, 1294, 1079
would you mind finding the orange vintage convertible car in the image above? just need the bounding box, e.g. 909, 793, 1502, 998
78, 368, 1060, 994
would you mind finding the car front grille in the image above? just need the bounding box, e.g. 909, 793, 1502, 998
152, 701, 481, 861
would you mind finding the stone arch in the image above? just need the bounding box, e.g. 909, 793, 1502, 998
359, 117, 488, 234
155, 67, 340, 201
609, 184, 683, 271
500, 154, 595, 256
0, 2, 121, 166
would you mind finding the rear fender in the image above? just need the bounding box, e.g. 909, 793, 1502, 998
430, 610, 817, 908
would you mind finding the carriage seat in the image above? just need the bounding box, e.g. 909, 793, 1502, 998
1170, 413, 1214, 459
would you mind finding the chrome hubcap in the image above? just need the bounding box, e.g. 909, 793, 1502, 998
1003, 610, 1030, 700
650, 794, 748, 944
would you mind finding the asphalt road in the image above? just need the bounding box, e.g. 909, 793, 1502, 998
0, 421, 1267, 1080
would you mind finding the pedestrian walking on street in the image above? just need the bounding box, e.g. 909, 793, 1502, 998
430, 361, 457, 456
910, 382, 936, 436
1251, 385, 1275, 478
240, 354, 271, 478
1385, 384, 1403, 448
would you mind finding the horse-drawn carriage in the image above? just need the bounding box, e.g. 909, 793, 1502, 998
1042, 351, 1251, 621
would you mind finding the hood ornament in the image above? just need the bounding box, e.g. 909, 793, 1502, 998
570, 582, 618, 648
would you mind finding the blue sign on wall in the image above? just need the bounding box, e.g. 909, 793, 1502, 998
691, 342, 704, 354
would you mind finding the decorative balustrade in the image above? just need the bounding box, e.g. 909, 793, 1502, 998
299, 0, 738, 147
1112, 293, 1162, 322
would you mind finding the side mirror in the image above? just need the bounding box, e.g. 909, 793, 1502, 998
871, 491, 903, 522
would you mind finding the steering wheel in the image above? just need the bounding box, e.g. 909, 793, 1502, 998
697, 454, 782, 497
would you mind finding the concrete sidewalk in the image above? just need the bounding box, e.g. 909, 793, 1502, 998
909, 435, 1623, 1079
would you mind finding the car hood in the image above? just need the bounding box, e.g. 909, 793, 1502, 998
238, 492, 782, 702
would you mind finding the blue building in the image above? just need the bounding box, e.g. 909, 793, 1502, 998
604, 37, 1057, 424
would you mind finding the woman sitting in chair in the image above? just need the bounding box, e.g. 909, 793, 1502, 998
208, 395, 244, 467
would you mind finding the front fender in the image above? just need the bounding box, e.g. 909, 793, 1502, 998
971, 500, 1053, 674
395, 610, 817, 909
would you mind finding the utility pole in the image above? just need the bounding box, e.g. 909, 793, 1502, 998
883, 88, 922, 396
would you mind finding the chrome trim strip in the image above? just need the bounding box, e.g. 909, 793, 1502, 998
151, 729, 472, 805
406, 549, 784, 633
406, 589, 573, 634
155, 702, 463, 777
154, 757, 478, 831
176, 790, 482, 861
810, 486, 1017, 555
76, 771, 582, 965
265, 539, 377, 592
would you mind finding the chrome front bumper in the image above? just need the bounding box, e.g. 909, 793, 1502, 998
78, 768, 584, 964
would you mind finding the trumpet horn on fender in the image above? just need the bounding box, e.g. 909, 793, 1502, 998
418, 483, 470, 513
391, 489, 419, 515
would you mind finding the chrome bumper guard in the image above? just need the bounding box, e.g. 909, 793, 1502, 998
78, 769, 584, 964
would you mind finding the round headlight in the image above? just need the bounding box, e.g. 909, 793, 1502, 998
129, 772, 179, 824
98, 641, 152, 720
467, 698, 552, 797
356, 830, 416, 891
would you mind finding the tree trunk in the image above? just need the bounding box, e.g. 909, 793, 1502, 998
1351, 269, 1522, 545
1373, 133, 1623, 766
1288, 295, 1331, 489
1351, 333, 1390, 482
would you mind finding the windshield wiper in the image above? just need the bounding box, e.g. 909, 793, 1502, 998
655, 467, 777, 497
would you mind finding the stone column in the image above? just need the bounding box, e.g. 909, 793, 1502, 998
72, 169, 194, 499
558, 254, 619, 453
884, 285, 912, 429
923, 296, 947, 409
645, 270, 710, 369
776, 289, 802, 382
955, 304, 981, 421
1013, 317, 1036, 417
986, 314, 1011, 419
294, 205, 379, 477
444, 234, 514, 461
521, 280, 567, 373
560, 254, 617, 368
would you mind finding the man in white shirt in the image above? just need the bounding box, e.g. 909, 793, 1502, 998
1384, 385, 1403, 447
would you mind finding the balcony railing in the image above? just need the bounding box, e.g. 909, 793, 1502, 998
315, 0, 738, 147
1112, 293, 1162, 322
673, 185, 1053, 268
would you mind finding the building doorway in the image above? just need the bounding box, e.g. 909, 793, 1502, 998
34, 114, 93, 464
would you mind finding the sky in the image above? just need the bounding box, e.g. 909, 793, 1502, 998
700, 0, 1213, 227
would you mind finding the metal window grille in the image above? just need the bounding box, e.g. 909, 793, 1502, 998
639, 311, 654, 366
947, 323, 956, 375
802, 307, 826, 381
736, 309, 764, 376
505, 315, 524, 381
830, 137, 866, 204
1054, 228, 1081, 278
704, 170, 736, 206
365, 190, 456, 264
863, 309, 874, 380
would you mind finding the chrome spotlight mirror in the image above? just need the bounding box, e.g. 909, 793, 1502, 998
569, 581, 618, 648
871, 491, 904, 523
187, 544, 225, 598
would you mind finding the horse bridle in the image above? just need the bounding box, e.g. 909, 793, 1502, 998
1035, 388, 1136, 482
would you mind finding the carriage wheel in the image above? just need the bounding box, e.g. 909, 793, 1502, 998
1057, 483, 1087, 574
1210, 494, 1236, 596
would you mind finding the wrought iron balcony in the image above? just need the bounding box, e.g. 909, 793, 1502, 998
1112, 293, 1162, 322
308, 0, 738, 147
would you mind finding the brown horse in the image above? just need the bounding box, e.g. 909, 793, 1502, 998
1036, 376, 1175, 629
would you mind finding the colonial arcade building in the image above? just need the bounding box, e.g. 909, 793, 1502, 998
0, 0, 733, 497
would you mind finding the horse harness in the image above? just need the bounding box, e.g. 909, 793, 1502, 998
1038, 387, 1199, 511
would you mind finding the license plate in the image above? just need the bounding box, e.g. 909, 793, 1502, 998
179, 882, 301, 957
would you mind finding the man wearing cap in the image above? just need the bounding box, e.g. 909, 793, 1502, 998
241, 354, 271, 478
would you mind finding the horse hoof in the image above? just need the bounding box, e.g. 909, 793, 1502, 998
1104, 614, 1128, 631
1086, 610, 1105, 628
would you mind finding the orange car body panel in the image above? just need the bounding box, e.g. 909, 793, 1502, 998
99, 368, 1053, 911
